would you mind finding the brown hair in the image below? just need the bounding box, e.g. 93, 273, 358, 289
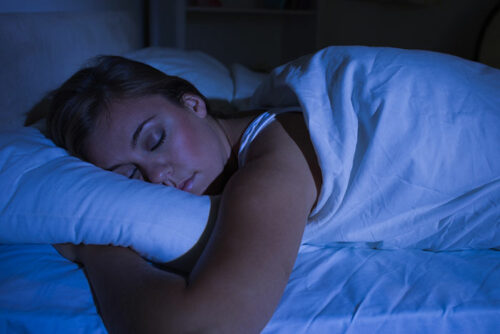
34, 55, 208, 159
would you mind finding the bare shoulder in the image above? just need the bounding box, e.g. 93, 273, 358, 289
185, 112, 323, 332
242, 112, 322, 204
216, 111, 322, 230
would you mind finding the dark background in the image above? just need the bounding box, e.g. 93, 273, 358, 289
1, 0, 499, 70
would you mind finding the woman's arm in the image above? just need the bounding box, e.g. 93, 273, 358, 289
70, 114, 320, 333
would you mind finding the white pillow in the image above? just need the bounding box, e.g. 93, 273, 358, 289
230, 63, 268, 110
0, 127, 212, 263
124, 47, 234, 102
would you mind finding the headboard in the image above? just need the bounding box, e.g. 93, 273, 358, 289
0, 1, 146, 130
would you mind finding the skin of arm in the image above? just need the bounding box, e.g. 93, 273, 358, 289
61, 113, 321, 333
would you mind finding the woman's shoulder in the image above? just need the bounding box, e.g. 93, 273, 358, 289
241, 111, 311, 160
241, 111, 322, 199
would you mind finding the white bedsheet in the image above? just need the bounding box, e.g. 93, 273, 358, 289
1, 244, 499, 333
0, 245, 105, 333
265, 245, 500, 333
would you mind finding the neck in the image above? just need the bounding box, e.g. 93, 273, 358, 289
212, 111, 263, 157
203, 113, 259, 195
213, 117, 236, 159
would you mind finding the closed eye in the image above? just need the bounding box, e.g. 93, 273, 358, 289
151, 131, 166, 151
128, 167, 139, 179
108, 164, 142, 181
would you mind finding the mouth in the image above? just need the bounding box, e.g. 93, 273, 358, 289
178, 174, 195, 192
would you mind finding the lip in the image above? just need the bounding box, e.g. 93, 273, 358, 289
178, 174, 195, 192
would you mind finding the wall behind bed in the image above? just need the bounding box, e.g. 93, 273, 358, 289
153, 0, 498, 71
0, 0, 146, 130
317, 0, 499, 62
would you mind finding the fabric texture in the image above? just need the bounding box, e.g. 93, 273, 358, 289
124, 47, 234, 102
230, 63, 269, 110
0, 127, 212, 263
252, 46, 500, 250
2, 243, 499, 334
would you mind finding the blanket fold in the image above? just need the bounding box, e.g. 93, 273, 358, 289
252, 46, 500, 250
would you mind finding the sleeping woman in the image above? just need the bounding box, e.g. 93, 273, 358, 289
40, 48, 500, 333
46, 55, 322, 333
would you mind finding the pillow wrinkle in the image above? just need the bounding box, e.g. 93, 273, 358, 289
0, 127, 212, 262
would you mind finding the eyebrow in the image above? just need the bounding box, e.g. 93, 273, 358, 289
105, 115, 156, 172
132, 115, 156, 148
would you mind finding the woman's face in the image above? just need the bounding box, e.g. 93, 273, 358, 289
84, 94, 230, 195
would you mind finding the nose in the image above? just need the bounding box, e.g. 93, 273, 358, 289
144, 162, 172, 185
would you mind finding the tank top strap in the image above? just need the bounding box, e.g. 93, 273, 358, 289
238, 106, 300, 167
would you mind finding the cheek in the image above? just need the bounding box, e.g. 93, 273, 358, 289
169, 123, 206, 163
170, 118, 224, 172
186, 129, 222, 170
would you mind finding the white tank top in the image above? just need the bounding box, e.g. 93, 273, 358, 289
237, 107, 300, 167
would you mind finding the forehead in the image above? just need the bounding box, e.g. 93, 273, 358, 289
102, 94, 175, 126
83, 95, 175, 167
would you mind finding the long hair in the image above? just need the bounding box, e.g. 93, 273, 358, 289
36, 55, 208, 159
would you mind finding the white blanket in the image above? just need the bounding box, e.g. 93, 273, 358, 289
252, 46, 500, 250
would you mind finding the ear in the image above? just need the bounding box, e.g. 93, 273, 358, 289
181, 93, 207, 118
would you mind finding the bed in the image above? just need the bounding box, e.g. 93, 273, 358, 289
1, 2, 500, 334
